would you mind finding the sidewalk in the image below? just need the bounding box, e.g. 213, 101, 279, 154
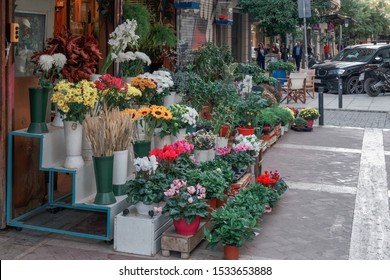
1, 125, 390, 260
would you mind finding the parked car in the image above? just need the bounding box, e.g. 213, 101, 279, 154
312, 43, 390, 94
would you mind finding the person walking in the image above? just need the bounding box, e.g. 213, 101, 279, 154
255, 43, 267, 70
292, 42, 303, 71
324, 43, 330, 59
280, 43, 289, 62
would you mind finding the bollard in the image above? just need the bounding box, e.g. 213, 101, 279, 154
319, 87, 324, 126
338, 75, 343, 108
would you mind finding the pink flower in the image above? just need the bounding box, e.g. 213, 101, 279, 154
197, 193, 206, 199
153, 206, 163, 214
233, 143, 253, 152
164, 189, 175, 197
216, 147, 231, 156
172, 140, 194, 154
188, 197, 193, 204
187, 186, 196, 195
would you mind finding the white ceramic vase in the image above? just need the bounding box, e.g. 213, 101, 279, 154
163, 91, 176, 107
64, 121, 84, 169
112, 150, 129, 196
175, 94, 183, 104
170, 128, 187, 143
281, 126, 285, 136
216, 137, 229, 149
51, 105, 64, 127
154, 134, 171, 149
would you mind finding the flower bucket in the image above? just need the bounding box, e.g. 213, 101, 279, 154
82, 126, 93, 162
216, 137, 229, 149
113, 150, 129, 196
237, 127, 255, 136
154, 134, 171, 149
170, 128, 187, 143
173, 216, 201, 236
135, 202, 160, 216
224, 245, 240, 260
27, 87, 49, 134
64, 121, 84, 169
306, 119, 314, 128
51, 105, 64, 127
194, 149, 212, 163
133, 141, 151, 158
93, 155, 116, 205
163, 91, 176, 107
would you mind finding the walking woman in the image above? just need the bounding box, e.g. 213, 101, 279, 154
255, 43, 267, 70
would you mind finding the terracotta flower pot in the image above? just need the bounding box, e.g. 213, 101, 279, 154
173, 216, 201, 236
224, 245, 240, 260
237, 127, 255, 136
206, 198, 217, 213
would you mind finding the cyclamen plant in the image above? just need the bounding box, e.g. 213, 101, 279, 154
256, 170, 280, 189
163, 179, 209, 224
171, 140, 194, 154
235, 134, 262, 157
133, 155, 158, 175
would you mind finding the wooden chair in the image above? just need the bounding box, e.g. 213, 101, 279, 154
300, 69, 315, 98
281, 73, 307, 104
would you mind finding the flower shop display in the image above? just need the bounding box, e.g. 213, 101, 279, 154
163, 179, 209, 235
94, 74, 141, 110
52, 80, 98, 169
298, 107, 320, 128
126, 156, 171, 216
31, 31, 102, 82
185, 129, 217, 162
83, 109, 120, 205
28, 52, 67, 133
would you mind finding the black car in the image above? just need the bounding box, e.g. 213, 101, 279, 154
312, 43, 390, 94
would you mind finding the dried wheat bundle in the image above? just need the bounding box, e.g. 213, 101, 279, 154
109, 108, 135, 151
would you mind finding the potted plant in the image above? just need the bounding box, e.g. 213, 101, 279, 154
298, 107, 320, 128
163, 179, 209, 235
267, 60, 296, 81
216, 145, 256, 180
127, 156, 172, 216
211, 100, 239, 148
269, 106, 295, 135
257, 108, 281, 139
185, 129, 217, 162
236, 93, 268, 135
52, 80, 98, 169
204, 205, 258, 259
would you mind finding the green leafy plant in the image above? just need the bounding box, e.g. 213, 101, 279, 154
267, 60, 296, 73
294, 116, 308, 127
252, 72, 278, 86
123, 3, 151, 40
299, 107, 320, 120
187, 169, 228, 200
267, 106, 294, 126
257, 108, 281, 127
211, 99, 239, 137
199, 159, 235, 185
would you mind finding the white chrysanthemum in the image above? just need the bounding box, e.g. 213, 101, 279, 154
113, 51, 137, 63
52, 53, 67, 69
135, 51, 151, 65
182, 106, 198, 126
38, 55, 54, 72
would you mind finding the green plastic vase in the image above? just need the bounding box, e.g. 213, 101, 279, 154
93, 155, 116, 205
133, 141, 151, 158
27, 87, 49, 134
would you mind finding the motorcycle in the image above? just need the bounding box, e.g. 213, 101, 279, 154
308, 54, 321, 69
361, 58, 390, 97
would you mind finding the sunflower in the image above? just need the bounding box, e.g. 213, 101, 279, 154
151, 107, 164, 119
137, 107, 151, 117
121, 108, 139, 121
163, 110, 173, 120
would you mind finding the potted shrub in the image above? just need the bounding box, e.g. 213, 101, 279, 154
211, 99, 239, 147
204, 205, 258, 259
291, 116, 310, 131
163, 179, 209, 235
257, 108, 281, 139
185, 129, 217, 162
267, 60, 296, 81
298, 107, 320, 128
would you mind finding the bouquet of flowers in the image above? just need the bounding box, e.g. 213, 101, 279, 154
94, 74, 141, 110
160, 104, 198, 137
185, 129, 216, 150
130, 76, 157, 105
235, 134, 262, 157
140, 70, 174, 104
163, 179, 209, 223
101, 19, 140, 74
116, 51, 151, 77
32, 53, 67, 88
51, 80, 98, 124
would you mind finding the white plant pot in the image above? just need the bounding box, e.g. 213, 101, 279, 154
89, 74, 102, 82
64, 121, 84, 169
163, 91, 176, 107
82, 126, 93, 162
284, 125, 289, 132
113, 150, 129, 196
194, 149, 213, 163
154, 134, 171, 149
216, 137, 229, 149
175, 94, 183, 104
208, 149, 216, 161
281, 125, 285, 136
170, 128, 187, 143
135, 202, 160, 216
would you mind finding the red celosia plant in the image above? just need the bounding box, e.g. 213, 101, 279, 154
256, 170, 280, 189
31, 31, 102, 82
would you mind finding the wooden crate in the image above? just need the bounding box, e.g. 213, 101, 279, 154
227, 173, 252, 196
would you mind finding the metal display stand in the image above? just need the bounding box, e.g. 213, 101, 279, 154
6, 126, 130, 241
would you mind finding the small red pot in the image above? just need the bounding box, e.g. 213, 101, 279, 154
224, 245, 240, 260
237, 127, 255, 136
173, 216, 201, 236
219, 125, 233, 137
306, 119, 314, 128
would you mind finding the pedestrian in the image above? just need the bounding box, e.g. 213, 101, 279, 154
254, 43, 267, 70
324, 43, 330, 59
292, 41, 303, 72
271, 43, 279, 55
280, 43, 289, 62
